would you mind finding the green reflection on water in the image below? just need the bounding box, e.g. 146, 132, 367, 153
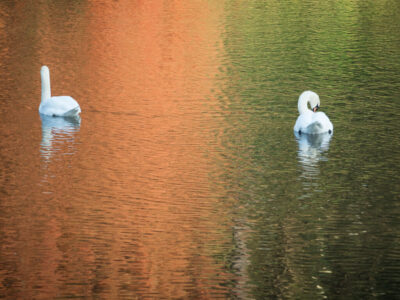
214, 0, 400, 298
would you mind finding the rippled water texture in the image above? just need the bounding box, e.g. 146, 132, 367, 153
1, 1, 400, 299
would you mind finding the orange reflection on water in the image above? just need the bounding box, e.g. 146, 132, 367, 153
80, 1, 230, 298
0, 0, 233, 298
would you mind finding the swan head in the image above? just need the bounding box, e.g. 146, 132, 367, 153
298, 91, 320, 114
311, 97, 320, 112
41, 65, 50, 77
41, 65, 51, 102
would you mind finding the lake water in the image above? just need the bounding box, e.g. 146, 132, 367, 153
1, 1, 400, 299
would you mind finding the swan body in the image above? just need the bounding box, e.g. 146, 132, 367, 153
39, 66, 81, 117
294, 91, 333, 134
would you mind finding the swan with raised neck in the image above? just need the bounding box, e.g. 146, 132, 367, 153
39, 65, 81, 117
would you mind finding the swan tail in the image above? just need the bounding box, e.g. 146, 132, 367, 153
306, 121, 323, 134
62, 106, 81, 117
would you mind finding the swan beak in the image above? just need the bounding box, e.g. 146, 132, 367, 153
313, 105, 319, 112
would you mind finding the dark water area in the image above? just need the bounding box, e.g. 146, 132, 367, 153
0, 1, 400, 299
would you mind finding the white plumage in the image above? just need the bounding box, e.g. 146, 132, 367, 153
294, 91, 333, 135
39, 66, 81, 117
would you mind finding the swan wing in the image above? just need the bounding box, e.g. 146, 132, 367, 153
294, 111, 333, 134
312, 112, 333, 132
62, 106, 81, 117
39, 96, 80, 116
294, 111, 312, 132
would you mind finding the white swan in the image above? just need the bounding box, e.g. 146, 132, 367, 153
39, 66, 81, 117
294, 91, 333, 135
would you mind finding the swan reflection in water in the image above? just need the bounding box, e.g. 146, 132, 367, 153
295, 131, 332, 181
40, 114, 81, 161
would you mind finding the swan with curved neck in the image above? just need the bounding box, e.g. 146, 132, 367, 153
39, 66, 81, 117
294, 91, 333, 134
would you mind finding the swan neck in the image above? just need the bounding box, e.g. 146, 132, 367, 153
298, 93, 310, 115
41, 67, 51, 102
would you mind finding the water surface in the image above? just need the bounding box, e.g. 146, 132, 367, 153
0, 1, 400, 299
